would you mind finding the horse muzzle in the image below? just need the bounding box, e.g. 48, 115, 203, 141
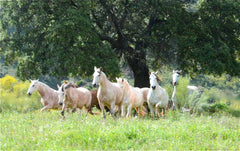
27, 92, 32, 96
152, 86, 156, 90
92, 83, 97, 87
173, 82, 177, 86
58, 102, 63, 106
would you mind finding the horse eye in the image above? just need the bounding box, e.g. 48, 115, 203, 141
32, 85, 35, 87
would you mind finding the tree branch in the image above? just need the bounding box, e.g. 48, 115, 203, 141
99, 0, 125, 39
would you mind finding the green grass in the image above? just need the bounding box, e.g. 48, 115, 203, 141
1, 111, 239, 150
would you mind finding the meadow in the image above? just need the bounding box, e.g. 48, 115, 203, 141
1, 111, 239, 150
0, 75, 239, 150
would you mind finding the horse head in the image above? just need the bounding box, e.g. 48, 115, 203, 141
172, 70, 182, 86
149, 72, 161, 90
92, 66, 103, 87
27, 79, 39, 95
57, 83, 65, 106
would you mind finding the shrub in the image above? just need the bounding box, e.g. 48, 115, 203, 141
0, 75, 41, 113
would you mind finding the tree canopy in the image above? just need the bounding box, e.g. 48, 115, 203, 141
0, 0, 239, 86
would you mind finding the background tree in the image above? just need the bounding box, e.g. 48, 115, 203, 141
0, 0, 239, 87
0, 0, 120, 81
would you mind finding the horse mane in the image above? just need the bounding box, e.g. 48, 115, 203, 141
153, 73, 162, 82
37, 81, 56, 91
64, 82, 78, 89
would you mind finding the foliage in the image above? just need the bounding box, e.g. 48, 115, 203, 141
0, 75, 41, 113
1, 111, 239, 150
1, 0, 239, 87
0, 74, 17, 91
192, 74, 240, 94
0, 0, 120, 80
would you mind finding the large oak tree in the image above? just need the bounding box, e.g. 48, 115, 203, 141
0, 0, 239, 87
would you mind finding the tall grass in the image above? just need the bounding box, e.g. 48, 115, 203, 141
1, 111, 239, 150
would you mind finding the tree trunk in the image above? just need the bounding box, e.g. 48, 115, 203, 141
126, 50, 150, 88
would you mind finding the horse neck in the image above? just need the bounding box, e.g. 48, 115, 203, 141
171, 86, 177, 99
123, 82, 131, 94
155, 81, 161, 91
37, 82, 54, 98
99, 73, 111, 90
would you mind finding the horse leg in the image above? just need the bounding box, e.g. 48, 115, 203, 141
126, 104, 132, 118
148, 103, 155, 118
40, 105, 51, 112
99, 102, 106, 119
121, 104, 126, 117
72, 105, 77, 113
110, 102, 116, 118
61, 104, 67, 119
172, 100, 177, 111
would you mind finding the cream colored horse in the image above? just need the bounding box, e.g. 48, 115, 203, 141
147, 72, 169, 118
27, 80, 61, 112
116, 78, 145, 117
92, 67, 123, 119
58, 82, 92, 118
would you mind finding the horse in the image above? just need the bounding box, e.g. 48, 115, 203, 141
89, 89, 110, 114
57, 82, 92, 118
172, 70, 201, 110
92, 66, 123, 119
171, 70, 182, 110
116, 78, 146, 117
147, 72, 169, 118
27, 79, 61, 112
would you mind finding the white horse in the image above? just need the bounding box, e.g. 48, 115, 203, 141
27, 79, 61, 112
116, 78, 145, 117
92, 66, 123, 118
172, 70, 200, 110
147, 72, 169, 118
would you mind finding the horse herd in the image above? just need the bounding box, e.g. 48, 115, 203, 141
27, 67, 187, 119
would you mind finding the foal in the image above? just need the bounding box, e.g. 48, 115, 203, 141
27, 80, 60, 112
92, 67, 123, 119
147, 72, 169, 118
58, 82, 92, 118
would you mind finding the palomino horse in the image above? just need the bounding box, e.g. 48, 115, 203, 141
147, 72, 169, 118
92, 67, 123, 118
89, 89, 110, 114
27, 80, 61, 112
116, 78, 145, 117
57, 82, 92, 118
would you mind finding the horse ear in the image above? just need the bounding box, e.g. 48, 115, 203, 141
155, 71, 158, 74
116, 77, 119, 81
173, 70, 175, 73
100, 67, 103, 71
94, 66, 97, 71
57, 84, 60, 89
122, 78, 124, 82
149, 71, 151, 75
29, 79, 32, 82
63, 80, 68, 84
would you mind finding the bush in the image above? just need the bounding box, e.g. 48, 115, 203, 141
0, 75, 41, 113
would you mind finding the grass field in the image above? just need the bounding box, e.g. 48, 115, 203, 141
1, 111, 239, 150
